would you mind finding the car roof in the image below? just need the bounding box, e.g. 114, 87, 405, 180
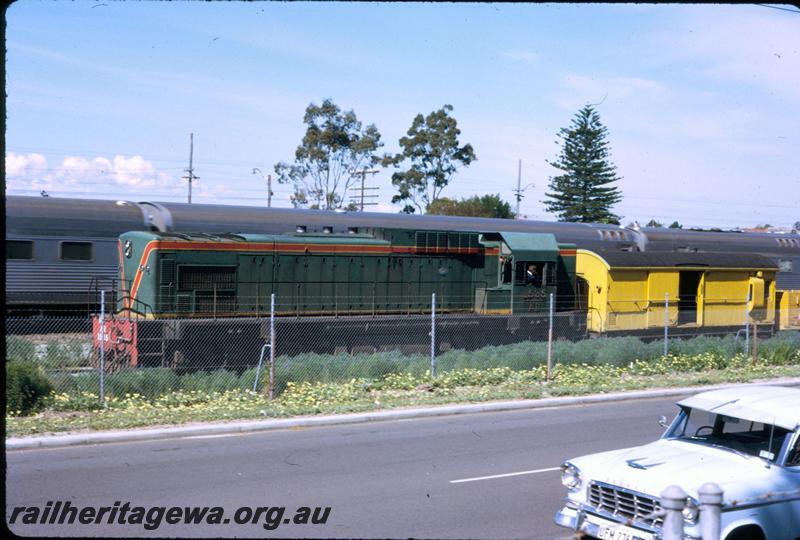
677, 385, 800, 431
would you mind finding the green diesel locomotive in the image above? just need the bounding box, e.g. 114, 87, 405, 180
117, 228, 577, 318
96, 227, 578, 370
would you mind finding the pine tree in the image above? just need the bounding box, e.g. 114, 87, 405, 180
543, 105, 623, 223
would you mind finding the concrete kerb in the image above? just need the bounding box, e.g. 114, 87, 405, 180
7, 378, 800, 451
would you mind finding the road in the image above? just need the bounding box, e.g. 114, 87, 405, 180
6, 395, 680, 538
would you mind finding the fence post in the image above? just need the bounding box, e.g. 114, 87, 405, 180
744, 292, 750, 356
664, 292, 669, 357
660, 485, 687, 540
431, 293, 436, 378
99, 290, 106, 406
269, 293, 276, 400
547, 293, 554, 381
698, 483, 723, 540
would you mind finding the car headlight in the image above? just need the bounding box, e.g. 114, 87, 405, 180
561, 463, 582, 491
682, 498, 699, 523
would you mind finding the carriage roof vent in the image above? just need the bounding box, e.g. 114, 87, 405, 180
296, 225, 307, 233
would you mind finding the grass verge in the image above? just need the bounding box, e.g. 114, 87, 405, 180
7, 351, 799, 438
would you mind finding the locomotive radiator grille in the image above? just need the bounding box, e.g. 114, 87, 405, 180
159, 258, 176, 311
587, 481, 662, 527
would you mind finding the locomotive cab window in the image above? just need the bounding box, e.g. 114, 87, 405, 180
500, 257, 513, 284
7, 240, 34, 260
517, 261, 544, 287
60, 241, 93, 261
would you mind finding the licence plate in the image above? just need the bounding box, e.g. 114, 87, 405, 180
592, 520, 654, 540
598, 526, 635, 540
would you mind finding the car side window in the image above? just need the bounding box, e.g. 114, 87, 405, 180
785, 436, 800, 468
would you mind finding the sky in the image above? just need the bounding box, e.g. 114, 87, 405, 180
5, 2, 800, 229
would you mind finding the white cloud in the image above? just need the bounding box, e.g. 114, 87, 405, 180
59, 156, 114, 179
111, 155, 169, 187
5, 151, 47, 177
5, 152, 183, 198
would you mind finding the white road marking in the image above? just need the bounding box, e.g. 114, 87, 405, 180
450, 467, 560, 484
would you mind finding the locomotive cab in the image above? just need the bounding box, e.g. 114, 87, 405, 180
476, 232, 576, 314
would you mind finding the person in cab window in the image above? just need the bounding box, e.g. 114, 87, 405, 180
526, 265, 540, 286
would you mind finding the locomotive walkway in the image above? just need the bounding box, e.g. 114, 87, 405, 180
8, 378, 800, 450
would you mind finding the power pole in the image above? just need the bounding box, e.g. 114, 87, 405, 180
515, 159, 522, 217
252, 168, 273, 207
182, 133, 199, 204
512, 159, 534, 219
349, 167, 380, 211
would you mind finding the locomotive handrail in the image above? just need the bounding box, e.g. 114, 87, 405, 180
87, 276, 118, 316
116, 294, 154, 319
585, 305, 604, 334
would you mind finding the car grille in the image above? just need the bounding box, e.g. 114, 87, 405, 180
587, 481, 663, 527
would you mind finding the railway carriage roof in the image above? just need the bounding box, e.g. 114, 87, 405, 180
590, 250, 777, 269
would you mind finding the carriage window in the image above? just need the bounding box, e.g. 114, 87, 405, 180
60, 241, 93, 261
7, 240, 34, 260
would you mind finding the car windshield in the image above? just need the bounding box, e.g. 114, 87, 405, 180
666, 406, 791, 462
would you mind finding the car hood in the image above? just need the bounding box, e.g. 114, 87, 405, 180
570, 439, 795, 503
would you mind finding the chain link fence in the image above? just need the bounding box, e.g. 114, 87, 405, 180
5, 292, 794, 407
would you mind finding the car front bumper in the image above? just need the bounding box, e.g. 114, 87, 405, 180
554, 504, 700, 540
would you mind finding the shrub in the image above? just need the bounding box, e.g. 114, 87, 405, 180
177, 370, 240, 394
6, 361, 53, 416
43, 338, 91, 369
14, 331, 798, 413
758, 332, 800, 365
669, 335, 737, 358
6, 336, 37, 363
104, 368, 180, 400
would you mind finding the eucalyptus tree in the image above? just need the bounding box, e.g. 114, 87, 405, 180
384, 105, 475, 214
275, 99, 383, 209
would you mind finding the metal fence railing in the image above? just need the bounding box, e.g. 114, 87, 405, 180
5, 293, 797, 407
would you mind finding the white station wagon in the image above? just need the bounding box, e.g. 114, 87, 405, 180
554, 385, 800, 540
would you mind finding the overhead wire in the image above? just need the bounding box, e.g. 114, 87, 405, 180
754, 4, 800, 14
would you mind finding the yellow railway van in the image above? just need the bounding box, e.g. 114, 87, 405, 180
576, 250, 778, 335
778, 290, 800, 330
